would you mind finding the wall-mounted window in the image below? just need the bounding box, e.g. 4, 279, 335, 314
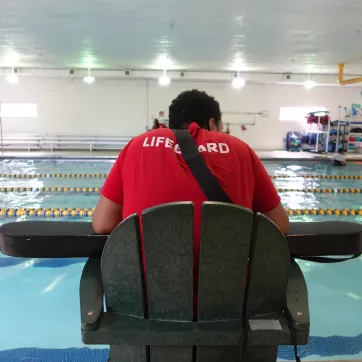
279, 107, 327, 122
0, 103, 38, 118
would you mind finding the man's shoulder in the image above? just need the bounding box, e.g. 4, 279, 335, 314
122, 128, 177, 157
140, 128, 174, 138
129, 128, 174, 144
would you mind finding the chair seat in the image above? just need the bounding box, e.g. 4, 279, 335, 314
83, 313, 243, 345
82, 312, 309, 346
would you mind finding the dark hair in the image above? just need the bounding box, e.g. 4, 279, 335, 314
168, 89, 221, 130
338, 148, 344, 154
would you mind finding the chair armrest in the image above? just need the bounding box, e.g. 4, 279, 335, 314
80, 257, 103, 331
285, 259, 310, 333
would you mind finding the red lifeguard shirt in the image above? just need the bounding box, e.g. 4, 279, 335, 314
101, 123, 280, 254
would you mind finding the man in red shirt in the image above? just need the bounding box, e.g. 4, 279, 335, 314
93, 90, 289, 236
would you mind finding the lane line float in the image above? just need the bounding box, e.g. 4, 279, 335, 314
276, 188, 361, 193
0, 208, 361, 218
0, 187, 360, 194
0, 187, 101, 193
1, 173, 361, 180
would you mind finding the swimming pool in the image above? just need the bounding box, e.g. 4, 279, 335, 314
0, 159, 361, 361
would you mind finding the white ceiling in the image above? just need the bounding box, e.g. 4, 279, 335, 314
1, 0, 362, 74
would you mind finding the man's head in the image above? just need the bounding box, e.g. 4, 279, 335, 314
169, 89, 222, 131
338, 148, 344, 154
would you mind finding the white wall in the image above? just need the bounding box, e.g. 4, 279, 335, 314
1, 76, 361, 150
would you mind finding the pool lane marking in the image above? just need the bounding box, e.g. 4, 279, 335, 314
0, 173, 108, 179
0, 187, 101, 193
0, 173, 361, 180
270, 175, 362, 180
0, 187, 361, 194
0, 208, 361, 217
276, 188, 361, 194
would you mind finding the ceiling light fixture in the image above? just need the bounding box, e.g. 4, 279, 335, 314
304, 74, 317, 89
157, 54, 172, 70
232, 72, 245, 89
83, 69, 95, 84
6, 68, 19, 84
304, 80, 317, 90
159, 69, 171, 86
231, 55, 245, 72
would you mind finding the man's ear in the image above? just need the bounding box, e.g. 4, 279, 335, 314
208, 118, 217, 131
209, 118, 222, 131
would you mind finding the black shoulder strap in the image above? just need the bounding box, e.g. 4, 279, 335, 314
173, 129, 232, 203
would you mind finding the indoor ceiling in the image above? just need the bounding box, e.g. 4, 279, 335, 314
1, 0, 362, 74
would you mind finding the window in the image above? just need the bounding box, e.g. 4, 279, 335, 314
0, 103, 38, 118
279, 107, 327, 122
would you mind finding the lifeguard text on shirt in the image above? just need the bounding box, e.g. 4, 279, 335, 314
143, 136, 230, 154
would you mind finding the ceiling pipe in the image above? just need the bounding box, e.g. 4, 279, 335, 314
337, 63, 362, 85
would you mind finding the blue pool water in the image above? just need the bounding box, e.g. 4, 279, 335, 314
0, 159, 362, 361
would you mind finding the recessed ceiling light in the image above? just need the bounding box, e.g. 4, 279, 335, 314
157, 54, 172, 70
84, 76, 95, 84
304, 80, 317, 89
83, 69, 95, 84
231, 56, 245, 72
159, 69, 171, 86
6, 68, 19, 84
4, 51, 20, 67
232, 73, 245, 89
159, 75, 171, 86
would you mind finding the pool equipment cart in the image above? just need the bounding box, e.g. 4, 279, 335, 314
333, 104, 362, 153
303, 111, 330, 153
329, 118, 349, 153
0, 204, 361, 362
346, 114, 362, 153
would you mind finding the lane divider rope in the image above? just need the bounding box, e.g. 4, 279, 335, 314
0, 208, 361, 218
0, 173, 108, 179
286, 209, 362, 216
0, 173, 361, 180
276, 188, 361, 193
0, 208, 96, 217
0, 186, 361, 194
270, 175, 362, 179
0, 187, 101, 193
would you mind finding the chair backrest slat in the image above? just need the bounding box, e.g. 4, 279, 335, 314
101, 214, 146, 317
198, 202, 253, 321
142, 202, 194, 362
245, 213, 291, 318
197, 203, 253, 362
142, 202, 194, 321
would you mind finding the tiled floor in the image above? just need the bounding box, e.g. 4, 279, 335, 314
0, 150, 361, 160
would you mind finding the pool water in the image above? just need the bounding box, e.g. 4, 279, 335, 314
0, 159, 362, 361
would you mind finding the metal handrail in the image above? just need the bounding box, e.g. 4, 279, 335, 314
0, 134, 134, 152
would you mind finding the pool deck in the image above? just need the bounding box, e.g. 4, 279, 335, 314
0, 150, 361, 161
